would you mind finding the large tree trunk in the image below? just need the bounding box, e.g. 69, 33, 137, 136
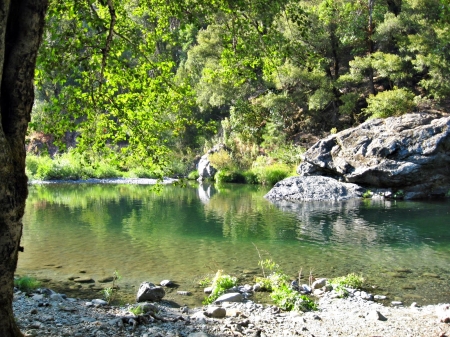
0, 1, 48, 336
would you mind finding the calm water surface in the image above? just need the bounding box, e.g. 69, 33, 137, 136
18, 183, 450, 306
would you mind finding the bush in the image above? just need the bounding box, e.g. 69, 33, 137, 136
255, 259, 317, 312
271, 285, 318, 312
187, 170, 200, 180
329, 273, 364, 298
208, 150, 233, 170
243, 171, 258, 184
203, 270, 238, 305
363, 87, 416, 119
215, 170, 246, 184
251, 163, 292, 186
14, 276, 41, 292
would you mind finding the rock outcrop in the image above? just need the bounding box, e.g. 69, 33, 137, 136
296, 113, 450, 199
197, 144, 229, 181
265, 113, 450, 200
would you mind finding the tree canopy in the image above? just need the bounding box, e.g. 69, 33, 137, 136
32, 0, 450, 172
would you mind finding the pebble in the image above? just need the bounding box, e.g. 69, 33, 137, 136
11, 284, 449, 337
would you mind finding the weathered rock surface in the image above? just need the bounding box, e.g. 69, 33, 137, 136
265, 176, 364, 201
297, 113, 450, 199
197, 144, 229, 181
136, 282, 165, 302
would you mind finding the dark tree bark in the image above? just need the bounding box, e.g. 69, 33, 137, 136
0, 1, 48, 336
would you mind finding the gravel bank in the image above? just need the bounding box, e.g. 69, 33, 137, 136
13, 287, 450, 337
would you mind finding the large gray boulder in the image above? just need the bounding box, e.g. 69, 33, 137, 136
265, 176, 364, 201
297, 113, 450, 199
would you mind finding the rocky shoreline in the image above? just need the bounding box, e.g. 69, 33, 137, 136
14, 282, 450, 337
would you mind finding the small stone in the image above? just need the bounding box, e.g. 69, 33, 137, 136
160, 280, 173, 287
136, 282, 165, 302
253, 284, 261, 292
32, 294, 44, 301
313, 289, 324, 296
367, 310, 387, 321
311, 278, 327, 289
391, 301, 403, 306
92, 299, 108, 306
204, 287, 213, 294
73, 277, 94, 283
97, 276, 114, 283
214, 293, 243, 303
177, 290, 191, 296
205, 306, 226, 318
188, 332, 210, 337
49, 294, 64, 302
374, 295, 387, 300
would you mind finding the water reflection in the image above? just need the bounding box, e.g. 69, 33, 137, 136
18, 183, 450, 306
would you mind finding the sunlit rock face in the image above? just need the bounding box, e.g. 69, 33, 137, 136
265, 176, 364, 201
295, 113, 450, 200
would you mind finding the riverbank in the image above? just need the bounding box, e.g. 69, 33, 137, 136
13, 285, 450, 337
28, 177, 179, 185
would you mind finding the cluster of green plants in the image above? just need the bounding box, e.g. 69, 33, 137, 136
14, 276, 41, 292
26, 151, 162, 181
329, 273, 365, 298
102, 270, 121, 305
255, 259, 317, 312
362, 190, 372, 199
202, 270, 238, 305
206, 148, 297, 186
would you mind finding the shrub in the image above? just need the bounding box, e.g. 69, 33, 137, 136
203, 270, 238, 305
329, 273, 364, 297
243, 171, 258, 184
215, 170, 246, 184
208, 150, 233, 170
266, 144, 305, 165
255, 259, 317, 312
271, 285, 318, 312
14, 276, 41, 292
363, 87, 416, 119
251, 163, 292, 186
187, 170, 200, 180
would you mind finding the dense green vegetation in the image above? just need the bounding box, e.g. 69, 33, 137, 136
29, 0, 450, 178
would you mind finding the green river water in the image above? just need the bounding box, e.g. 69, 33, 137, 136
17, 182, 450, 307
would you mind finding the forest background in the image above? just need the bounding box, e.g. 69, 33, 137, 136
27, 0, 450, 184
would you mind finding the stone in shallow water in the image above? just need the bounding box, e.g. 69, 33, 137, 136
73, 277, 94, 283
97, 276, 114, 283
136, 282, 165, 302
214, 293, 243, 304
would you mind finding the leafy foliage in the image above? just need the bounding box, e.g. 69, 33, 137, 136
363, 87, 416, 119
329, 273, 364, 298
202, 270, 238, 305
31, 0, 450, 177
255, 259, 317, 312
14, 276, 41, 292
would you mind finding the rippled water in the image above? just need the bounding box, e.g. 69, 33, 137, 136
18, 183, 450, 306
